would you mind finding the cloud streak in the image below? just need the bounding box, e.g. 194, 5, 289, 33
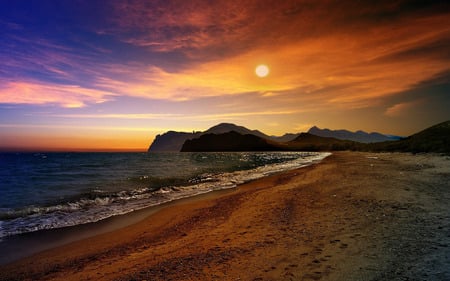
385, 100, 424, 117
43, 110, 299, 121
0, 80, 115, 108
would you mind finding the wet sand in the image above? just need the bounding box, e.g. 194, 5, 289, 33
1, 151, 449, 281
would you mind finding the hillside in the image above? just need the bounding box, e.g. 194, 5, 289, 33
178, 120, 450, 154
283, 133, 362, 151
204, 123, 269, 139
180, 131, 362, 152
369, 120, 450, 154
148, 131, 202, 152
180, 131, 280, 152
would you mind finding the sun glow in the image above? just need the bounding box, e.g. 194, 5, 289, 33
255, 64, 269, 78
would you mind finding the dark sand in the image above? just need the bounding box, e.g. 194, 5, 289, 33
1, 152, 449, 281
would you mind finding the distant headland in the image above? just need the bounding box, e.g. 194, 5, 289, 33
149, 121, 450, 155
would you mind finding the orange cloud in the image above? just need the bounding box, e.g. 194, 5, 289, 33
93, 57, 298, 101
90, 28, 448, 112
91, 0, 447, 114
385, 99, 424, 117
0, 81, 115, 107
44, 110, 299, 123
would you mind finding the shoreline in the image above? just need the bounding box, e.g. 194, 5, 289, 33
0, 151, 327, 244
1, 151, 449, 280
0, 151, 329, 265
0, 185, 238, 266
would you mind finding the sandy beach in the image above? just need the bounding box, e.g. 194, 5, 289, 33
1, 151, 449, 281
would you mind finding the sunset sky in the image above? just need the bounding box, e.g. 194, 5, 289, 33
1, 0, 449, 151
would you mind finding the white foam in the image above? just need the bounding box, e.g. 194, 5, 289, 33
0, 152, 331, 238
0, 221, 4, 242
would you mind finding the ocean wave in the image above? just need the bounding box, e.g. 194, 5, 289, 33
0, 152, 330, 239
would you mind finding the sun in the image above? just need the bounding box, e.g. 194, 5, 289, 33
255, 64, 269, 78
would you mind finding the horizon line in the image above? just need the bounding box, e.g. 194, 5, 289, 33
0, 147, 147, 153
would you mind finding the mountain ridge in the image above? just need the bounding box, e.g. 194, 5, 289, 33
307, 126, 401, 143
177, 120, 450, 154
148, 123, 399, 152
368, 120, 450, 154
148, 123, 270, 152
181, 131, 279, 152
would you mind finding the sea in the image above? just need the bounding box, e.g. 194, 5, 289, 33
0, 151, 330, 240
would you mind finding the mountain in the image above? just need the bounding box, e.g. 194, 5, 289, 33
296, 121, 450, 154
206, 123, 299, 142
149, 121, 446, 153
369, 120, 450, 154
272, 133, 300, 142
307, 126, 401, 143
148, 123, 297, 152
148, 123, 263, 152
180, 131, 363, 152
285, 133, 362, 151
204, 123, 269, 138
177, 120, 449, 153
180, 131, 280, 152
147, 131, 202, 152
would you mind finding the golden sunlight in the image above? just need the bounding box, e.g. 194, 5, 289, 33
255, 64, 269, 78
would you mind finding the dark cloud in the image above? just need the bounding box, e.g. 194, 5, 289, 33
103, 0, 450, 63
382, 70, 450, 122
373, 37, 450, 63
